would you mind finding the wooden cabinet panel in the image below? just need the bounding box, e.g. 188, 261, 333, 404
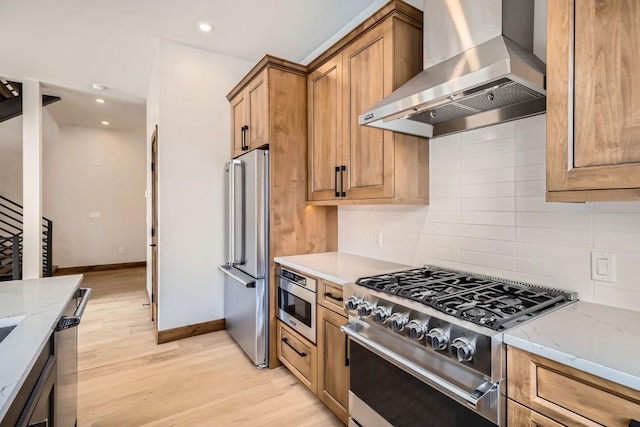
508, 399, 563, 427
342, 23, 394, 200
507, 346, 640, 427
547, 0, 640, 201
317, 305, 349, 424
230, 92, 247, 158
277, 320, 317, 394
247, 69, 269, 149
318, 281, 346, 316
308, 55, 343, 201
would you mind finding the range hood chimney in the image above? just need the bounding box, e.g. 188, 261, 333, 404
360, 0, 546, 138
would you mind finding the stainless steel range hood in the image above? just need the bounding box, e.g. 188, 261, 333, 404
359, 0, 546, 138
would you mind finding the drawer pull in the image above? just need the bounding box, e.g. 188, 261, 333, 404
324, 292, 343, 302
282, 337, 307, 357
630, 420, 640, 427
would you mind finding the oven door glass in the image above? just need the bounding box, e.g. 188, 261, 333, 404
350, 342, 496, 427
278, 286, 312, 327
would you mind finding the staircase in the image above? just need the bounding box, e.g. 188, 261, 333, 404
0, 195, 52, 281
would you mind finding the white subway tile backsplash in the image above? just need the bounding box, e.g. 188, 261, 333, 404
461, 167, 515, 184
461, 237, 515, 256
460, 224, 516, 241
515, 114, 546, 135
461, 182, 515, 198
515, 163, 546, 181
459, 121, 515, 145
516, 180, 546, 197
338, 116, 640, 312
461, 137, 515, 159
461, 197, 515, 212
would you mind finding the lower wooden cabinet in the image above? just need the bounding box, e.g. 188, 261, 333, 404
507, 346, 640, 426
317, 305, 349, 424
277, 320, 317, 394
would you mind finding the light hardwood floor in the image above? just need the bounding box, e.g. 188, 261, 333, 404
77, 267, 343, 427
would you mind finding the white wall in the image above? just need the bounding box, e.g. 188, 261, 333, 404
339, 116, 640, 313
43, 124, 146, 268
149, 40, 252, 331
146, 43, 160, 298
0, 117, 23, 202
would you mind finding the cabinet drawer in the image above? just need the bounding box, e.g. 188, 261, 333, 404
508, 399, 563, 427
507, 346, 640, 426
277, 320, 317, 394
319, 281, 345, 315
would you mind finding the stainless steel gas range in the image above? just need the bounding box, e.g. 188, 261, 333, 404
341, 267, 577, 427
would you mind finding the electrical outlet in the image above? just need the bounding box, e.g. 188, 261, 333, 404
374, 231, 383, 248
119, 247, 125, 254
91, 157, 101, 166
591, 251, 616, 282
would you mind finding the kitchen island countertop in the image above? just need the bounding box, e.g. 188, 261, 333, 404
504, 300, 640, 392
0, 275, 83, 421
274, 252, 412, 285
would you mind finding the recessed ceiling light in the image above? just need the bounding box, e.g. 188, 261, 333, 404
96, 98, 105, 104
197, 22, 213, 32
92, 83, 105, 91
101, 121, 110, 126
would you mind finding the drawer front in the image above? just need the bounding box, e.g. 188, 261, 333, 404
507, 346, 640, 427
508, 399, 563, 427
319, 281, 346, 315
277, 320, 317, 394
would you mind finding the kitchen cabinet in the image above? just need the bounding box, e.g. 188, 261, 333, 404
547, 0, 640, 202
277, 320, 317, 394
307, 0, 429, 205
507, 346, 640, 426
229, 68, 269, 158
318, 280, 346, 316
317, 304, 349, 425
228, 57, 338, 369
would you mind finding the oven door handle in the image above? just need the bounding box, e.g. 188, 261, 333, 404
341, 322, 497, 411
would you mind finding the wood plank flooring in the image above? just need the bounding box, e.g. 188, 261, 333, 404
77, 267, 343, 427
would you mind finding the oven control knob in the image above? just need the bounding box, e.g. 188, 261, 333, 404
407, 320, 427, 340
389, 313, 408, 332
372, 307, 391, 323
346, 296, 362, 311
358, 302, 375, 317
451, 337, 474, 362
427, 328, 449, 351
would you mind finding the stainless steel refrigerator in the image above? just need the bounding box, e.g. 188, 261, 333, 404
219, 149, 269, 368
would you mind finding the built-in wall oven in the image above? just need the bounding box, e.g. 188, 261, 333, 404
276, 266, 317, 343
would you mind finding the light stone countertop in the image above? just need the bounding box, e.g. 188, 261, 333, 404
0, 275, 83, 421
274, 252, 413, 285
504, 301, 640, 392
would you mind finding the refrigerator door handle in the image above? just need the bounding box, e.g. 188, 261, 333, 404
235, 160, 245, 265
219, 266, 255, 288
227, 160, 235, 266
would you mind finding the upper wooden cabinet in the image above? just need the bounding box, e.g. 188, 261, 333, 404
228, 65, 285, 158
307, 1, 429, 205
547, 0, 640, 202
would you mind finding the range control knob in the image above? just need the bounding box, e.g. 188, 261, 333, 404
427, 328, 449, 351
372, 307, 391, 324
388, 313, 408, 332
451, 337, 475, 362
406, 320, 427, 340
345, 296, 362, 311
358, 302, 375, 317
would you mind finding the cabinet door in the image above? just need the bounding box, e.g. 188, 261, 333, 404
247, 69, 269, 150
308, 55, 343, 201
342, 22, 394, 200
230, 91, 247, 158
317, 305, 349, 424
547, 0, 640, 201
508, 400, 563, 427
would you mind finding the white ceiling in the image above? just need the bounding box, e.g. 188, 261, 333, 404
0, 0, 424, 132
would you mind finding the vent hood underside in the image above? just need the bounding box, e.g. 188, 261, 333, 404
359, 35, 546, 138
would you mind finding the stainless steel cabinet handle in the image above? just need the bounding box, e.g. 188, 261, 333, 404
341, 321, 497, 411
57, 288, 92, 331
282, 337, 307, 357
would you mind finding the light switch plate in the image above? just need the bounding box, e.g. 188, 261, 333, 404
89, 211, 101, 219
374, 231, 383, 248
591, 251, 616, 282
91, 158, 101, 166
